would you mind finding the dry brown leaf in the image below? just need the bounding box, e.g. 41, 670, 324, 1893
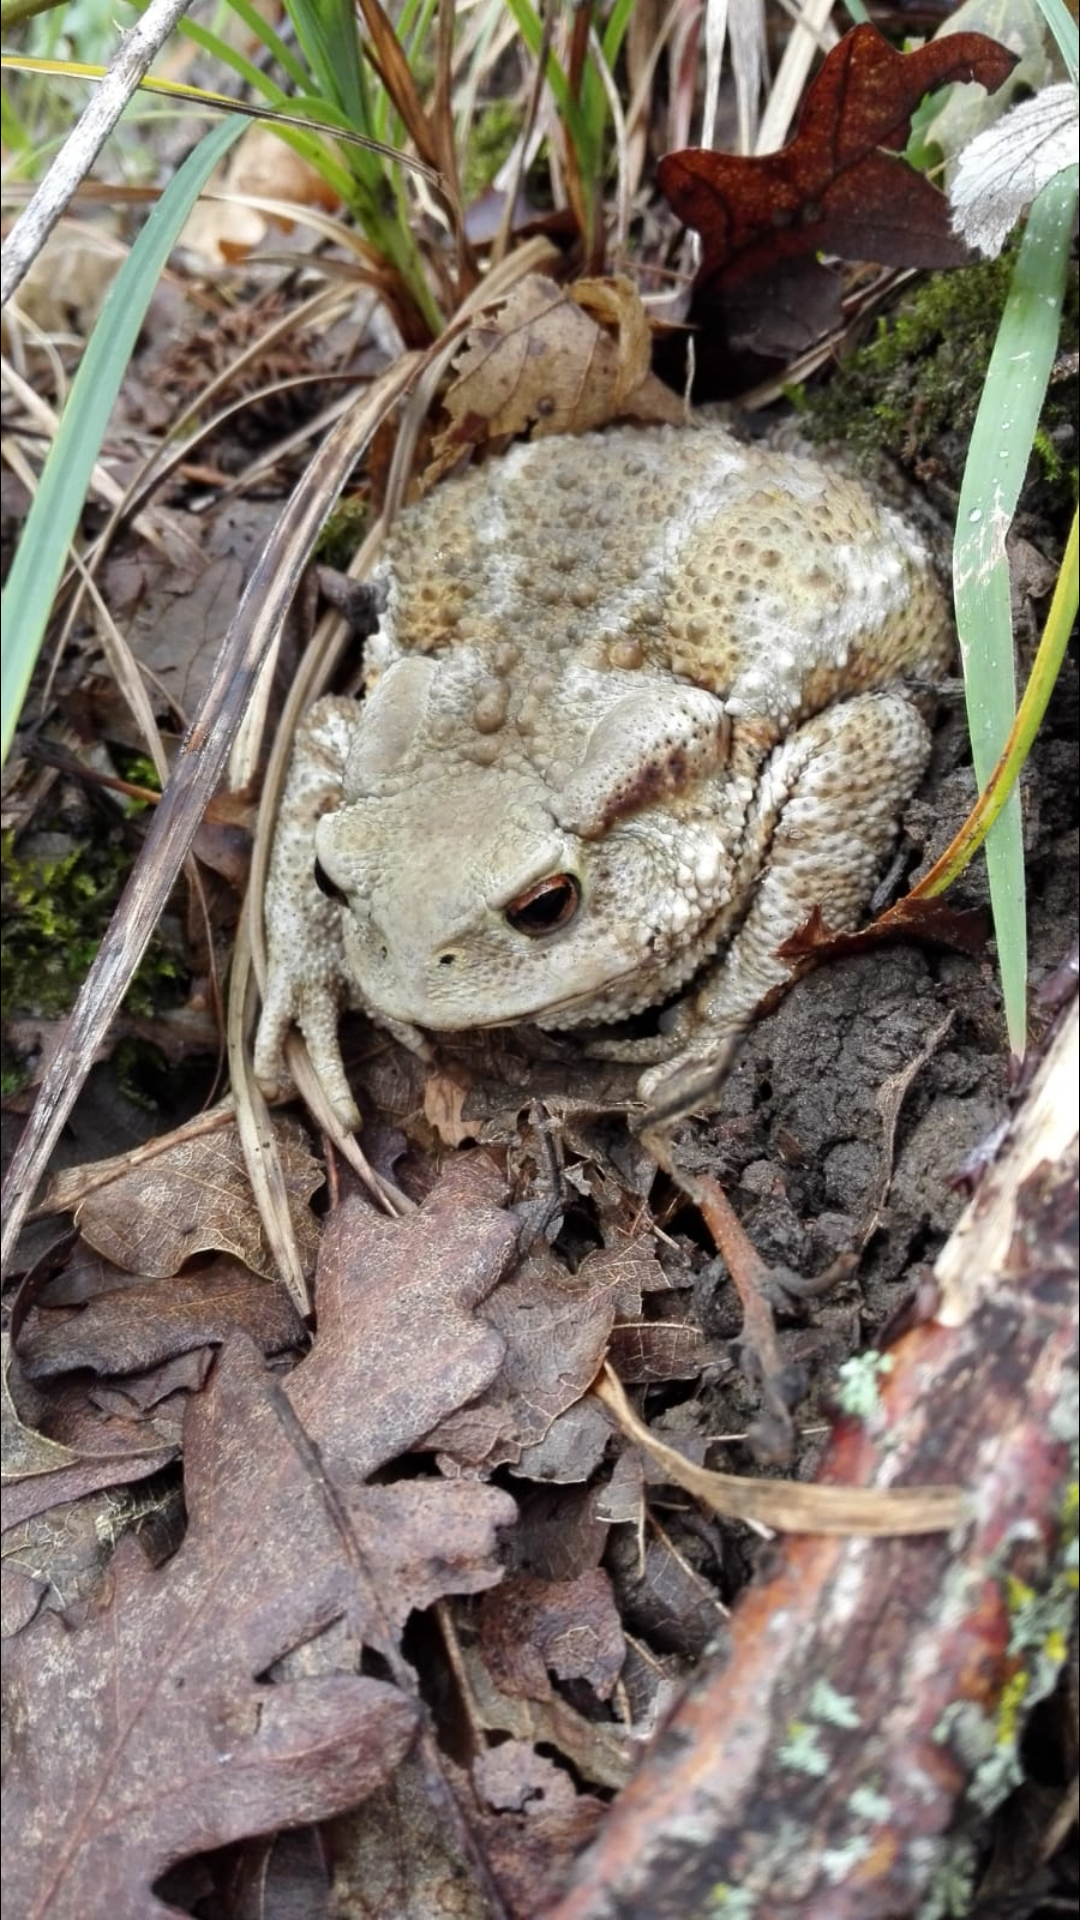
2, 1478, 182, 1633
180, 123, 341, 266
606, 1317, 709, 1383
1, 1330, 178, 1533
325, 1750, 493, 1920
347, 1480, 518, 1635
2, 1338, 419, 1920
51, 1121, 323, 1282
287, 1152, 519, 1479
515, 1398, 613, 1484
468, 1743, 606, 1919
512, 1484, 610, 1585
422, 1068, 476, 1146
607, 1522, 725, 1662
429, 273, 684, 476
777, 897, 988, 967
2, 1329, 80, 1482
478, 1568, 625, 1703
424, 1238, 618, 1473
17, 1256, 306, 1382
459, 1637, 635, 1793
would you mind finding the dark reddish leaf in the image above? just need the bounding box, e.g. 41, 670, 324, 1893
777, 896, 989, 967
658, 25, 1017, 359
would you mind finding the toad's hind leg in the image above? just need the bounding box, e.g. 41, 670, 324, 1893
638, 690, 933, 1118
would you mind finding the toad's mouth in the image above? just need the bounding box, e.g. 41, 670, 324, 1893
369, 945, 687, 1039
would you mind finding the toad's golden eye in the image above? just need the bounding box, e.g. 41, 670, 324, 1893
505, 874, 581, 936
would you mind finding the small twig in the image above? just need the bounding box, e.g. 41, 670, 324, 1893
1, 0, 194, 308
639, 1121, 801, 1463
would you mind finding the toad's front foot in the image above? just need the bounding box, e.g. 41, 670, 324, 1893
254, 968, 361, 1132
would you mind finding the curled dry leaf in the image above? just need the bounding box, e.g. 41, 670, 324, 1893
594, 1366, 965, 1535
46, 1120, 323, 1283
2, 1328, 81, 1482
428, 272, 684, 478
658, 23, 1018, 358
2, 1329, 177, 1533
16, 1255, 306, 1383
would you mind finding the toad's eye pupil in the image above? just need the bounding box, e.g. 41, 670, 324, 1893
314, 860, 347, 905
505, 874, 580, 936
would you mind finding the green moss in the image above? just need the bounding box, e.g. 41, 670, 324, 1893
460, 99, 524, 205
800, 252, 1078, 506
315, 493, 371, 570
1, 816, 184, 1045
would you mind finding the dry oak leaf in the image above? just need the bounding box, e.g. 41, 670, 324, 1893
287, 1151, 520, 1480
346, 1480, 518, 1635
777, 896, 988, 971
49, 1120, 323, 1282
423, 1236, 619, 1473
429, 272, 684, 476
468, 1743, 607, 1920
1, 1338, 418, 1920
1, 1329, 177, 1532
17, 1256, 305, 1383
478, 1568, 626, 1704
658, 23, 1018, 356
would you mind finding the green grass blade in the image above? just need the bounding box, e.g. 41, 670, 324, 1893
952, 165, 1078, 1055
1, 114, 244, 763
212, 0, 310, 91
601, 0, 636, 70
918, 509, 1077, 896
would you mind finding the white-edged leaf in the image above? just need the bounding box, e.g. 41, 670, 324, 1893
950, 82, 1078, 256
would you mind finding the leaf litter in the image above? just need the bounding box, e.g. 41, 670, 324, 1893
3, 16, 1077, 1920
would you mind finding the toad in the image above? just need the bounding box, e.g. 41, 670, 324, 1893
254, 423, 952, 1127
